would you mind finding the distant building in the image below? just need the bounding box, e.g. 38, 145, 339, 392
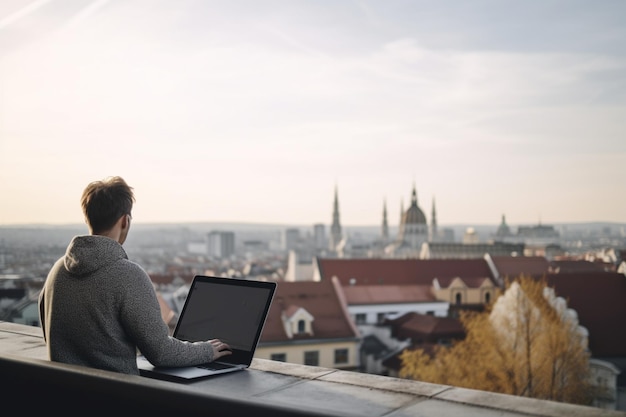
187, 240, 208, 254
313, 223, 326, 250
517, 223, 560, 240
495, 214, 512, 238
284, 250, 314, 282
494, 216, 561, 247
463, 227, 479, 244
241, 240, 270, 257
207, 230, 235, 259
385, 185, 429, 258
491, 218, 563, 258
421, 241, 525, 260
282, 228, 300, 251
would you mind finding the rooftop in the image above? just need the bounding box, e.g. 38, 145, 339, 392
2, 321, 623, 417
316, 258, 494, 286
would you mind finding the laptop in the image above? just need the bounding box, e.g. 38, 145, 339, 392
137, 275, 276, 381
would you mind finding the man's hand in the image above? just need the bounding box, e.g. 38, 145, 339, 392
209, 339, 232, 360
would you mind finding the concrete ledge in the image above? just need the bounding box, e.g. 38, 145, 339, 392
436, 385, 615, 417
1, 321, 623, 417
0, 353, 336, 417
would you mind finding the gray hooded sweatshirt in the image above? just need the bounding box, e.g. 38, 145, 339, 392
39, 235, 214, 375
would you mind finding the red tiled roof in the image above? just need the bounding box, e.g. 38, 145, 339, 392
282, 305, 301, 319
434, 276, 493, 288
260, 277, 359, 343
317, 258, 495, 286
543, 272, 626, 358
387, 312, 465, 344
489, 256, 549, 279
341, 285, 436, 305
549, 260, 612, 273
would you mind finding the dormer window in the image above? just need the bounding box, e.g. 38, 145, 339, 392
281, 305, 314, 339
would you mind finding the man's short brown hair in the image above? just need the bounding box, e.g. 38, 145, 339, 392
81, 176, 135, 234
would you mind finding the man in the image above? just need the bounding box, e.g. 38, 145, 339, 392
38, 176, 231, 375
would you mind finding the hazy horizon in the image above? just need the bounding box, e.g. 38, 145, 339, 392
1, 1, 625, 226
2, 219, 624, 230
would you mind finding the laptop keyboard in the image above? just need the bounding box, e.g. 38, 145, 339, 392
198, 362, 234, 371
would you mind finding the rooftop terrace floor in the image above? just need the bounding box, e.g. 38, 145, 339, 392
1, 321, 623, 417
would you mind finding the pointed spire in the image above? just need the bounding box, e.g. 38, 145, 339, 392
382, 198, 389, 241
329, 184, 342, 251
411, 183, 418, 206
430, 197, 438, 242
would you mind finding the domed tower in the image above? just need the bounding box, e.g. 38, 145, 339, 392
495, 214, 512, 238
397, 184, 428, 249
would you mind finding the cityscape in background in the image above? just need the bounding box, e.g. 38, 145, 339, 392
1, 189, 625, 411
2, 182, 625, 279
1, 217, 626, 281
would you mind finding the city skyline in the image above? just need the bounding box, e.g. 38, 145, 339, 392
1, 1, 625, 227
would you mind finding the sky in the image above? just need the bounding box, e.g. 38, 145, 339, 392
1, 0, 625, 227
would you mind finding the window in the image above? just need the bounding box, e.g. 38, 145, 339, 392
438, 338, 452, 347
455, 292, 462, 305
377, 313, 386, 324
304, 351, 319, 366
271, 353, 286, 362
355, 313, 366, 324
484, 292, 491, 303
297, 319, 306, 333
334, 348, 348, 364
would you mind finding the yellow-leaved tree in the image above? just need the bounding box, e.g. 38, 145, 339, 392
399, 276, 593, 405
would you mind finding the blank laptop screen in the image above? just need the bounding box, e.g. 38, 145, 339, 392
173, 278, 273, 352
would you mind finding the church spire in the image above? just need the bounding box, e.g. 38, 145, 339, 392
381, 199, 389, 242
431, 197, 438, 242
329, 185, 342, 251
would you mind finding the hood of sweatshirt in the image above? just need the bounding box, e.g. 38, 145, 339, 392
63, 235, 128, 277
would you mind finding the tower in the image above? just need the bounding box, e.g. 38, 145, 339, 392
381, 199, 389, 243
430, 197, 438, 242
397, 184, 428, 249
329, 185, 342, 251
495, 214, 512, 238
207, 230, 235, 258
